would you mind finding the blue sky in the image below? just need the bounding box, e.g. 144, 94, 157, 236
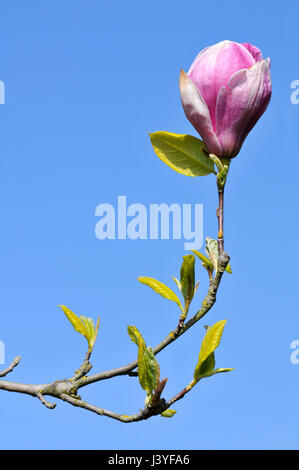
0, 0, 298, 450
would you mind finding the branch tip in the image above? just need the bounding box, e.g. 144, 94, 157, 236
36, 392, 56, 410
0, 356, 22, 378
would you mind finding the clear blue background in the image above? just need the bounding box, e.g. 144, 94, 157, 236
0, 0, 297, 450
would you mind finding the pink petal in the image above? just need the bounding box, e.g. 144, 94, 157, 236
179, 69, 223, 156
188, 40, 255, 128
242, 43, 263, 63
188, 46, 211, 75
215, 59, 272, 157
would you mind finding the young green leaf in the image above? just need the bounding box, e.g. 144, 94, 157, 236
226, 263, 232, 274
80, 316, 98, 349
197, 368, 234, 379
127, 325, 146, 348
149, 131, 215, 177
138, 276, 183, 313
127, 326, 159, 397
180, 255, 195, 303
59, 305, 99, 350
195, 352, 216, 377
60, 305, 87, 337
141, 347, 159, 396
155, 359, 161, 386
192, 250, 213, 273
194, 320, 227, 382
172, 276, 181, 293
161, 409, 177, 418
205, 237, 219, 272
204, 238, 232, 274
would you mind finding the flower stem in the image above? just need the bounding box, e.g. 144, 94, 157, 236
217, 187, 224, 253
209, 154, 230, 254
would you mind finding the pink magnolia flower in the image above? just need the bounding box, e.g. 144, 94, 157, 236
179, 40, 272, 158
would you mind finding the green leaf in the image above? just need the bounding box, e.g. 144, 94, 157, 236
225, 263, 232, 274
127, 325, 146, 348
149, 131, 215, 177
192, 250, 213, 273
161, 409, 177, 418
138, 276, 183, 312
196, 368, 234, 380
194, 320, 227, 382
60, 305, 87, 337
172, 276, 181, 292
60, 305, 99, 349
80, 316, 97, 349
180, 255, 195, 303
155, 360, 161, 386
196, 352, 216, 376
141, 347, 158, 395
203, 239, 232, 274
127, 326, 159, 397
205, 237, 219, 272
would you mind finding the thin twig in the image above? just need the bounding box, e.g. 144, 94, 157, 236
167, 386, 189, 406
60, 394, 168, 423
0, 356, 22, 378
70, 349, 93, 381
36, 392, 56, 409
